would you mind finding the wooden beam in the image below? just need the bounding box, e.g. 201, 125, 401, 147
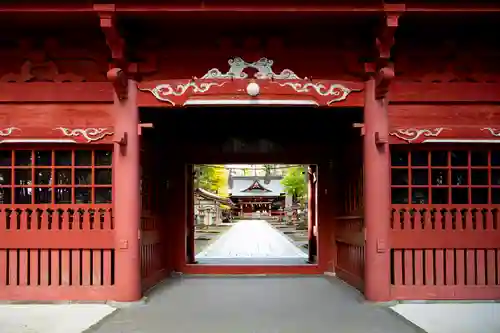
0, 3, 500, 14
1, 82, 499, 103
94, 4, 125, 65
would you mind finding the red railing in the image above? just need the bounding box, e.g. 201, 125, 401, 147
390, 205, 500, 300
0, 205, 116, 301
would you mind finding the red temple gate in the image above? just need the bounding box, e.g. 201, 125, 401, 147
0, 2, 499, 303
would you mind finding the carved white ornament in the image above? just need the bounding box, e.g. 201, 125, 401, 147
55, 127, 113, 143
278, 82, 356, 104
202, 57, 301, 80
0, 127, 19, 136
139, 81, 226, 106
481, 128, 500, 137
389, 128, 448, 143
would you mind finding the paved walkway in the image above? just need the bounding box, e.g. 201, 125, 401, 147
0, 304, 115, 333
88, 276, 424, 333
196, 219, 308, 260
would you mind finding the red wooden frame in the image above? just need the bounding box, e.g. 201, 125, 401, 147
390, 145, 500, 300
182, 162, 324, 275
0, 146, 113, 205
0, 145, 116, 301
390, 145, 500, 205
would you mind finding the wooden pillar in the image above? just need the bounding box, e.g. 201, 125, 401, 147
186, 164, 196, 264
363, 73, 391, 302
113, 79, 141, 302
307, 165, 317, 263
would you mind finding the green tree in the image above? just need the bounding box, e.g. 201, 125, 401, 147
197, 165, 229, 197
281, 166, 307, 203
263, 164, 274, 175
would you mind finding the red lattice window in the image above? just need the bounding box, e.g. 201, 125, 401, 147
0, 148, 112, 205
391, 146, 500, 205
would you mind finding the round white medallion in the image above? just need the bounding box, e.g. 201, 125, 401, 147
246, 82, 260, 97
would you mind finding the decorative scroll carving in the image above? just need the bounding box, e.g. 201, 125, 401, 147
389, 128, 449, 143
139, 56, 363, 106
0, 127, 20, 136
481, 128, 500, 137
277, 82, 358, 104
55, 127, 113, 143
202, 57, 301, 80
139, 81, 227, 106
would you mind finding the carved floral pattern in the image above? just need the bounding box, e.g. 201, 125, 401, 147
0, 127, 20, 136
55, 127, 113, 143
139, 81, 226, 105
389, 128, 449, 143
481, 128, 500, 137
277, 82, 358, 104
201, 57, 301, 80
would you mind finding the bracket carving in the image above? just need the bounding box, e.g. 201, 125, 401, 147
107, 68, 128, 100
95, 4, 128, 99
374, 4, 405, 100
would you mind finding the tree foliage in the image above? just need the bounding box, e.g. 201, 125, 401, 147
197, 165, 229, 197
281, 166, 307, 203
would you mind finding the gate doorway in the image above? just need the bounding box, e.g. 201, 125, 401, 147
190, 163, 317, 266
139, 106, 365, 278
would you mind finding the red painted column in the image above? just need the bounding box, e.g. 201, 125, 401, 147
186, 164, 196, 264
307, 165, 317, 263
113, 79, 141, 302
363, 73, 391, 302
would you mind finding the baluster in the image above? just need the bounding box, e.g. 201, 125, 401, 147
0, 208, 6, 230
443, 209, 453, 230
402, 209, 411, 230
413, 210, 422, 230
456, 209, 464, 231
484, 209, 493, 230
422, 209, 431, 230
19, 209, 29, 230
39, 210, 49, 230
103, 208, 113, 230
464, 209, 473, 230
61, 209, 71, 230
82, 209, 91, 230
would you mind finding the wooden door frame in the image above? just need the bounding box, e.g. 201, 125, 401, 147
180, 159, 328, 275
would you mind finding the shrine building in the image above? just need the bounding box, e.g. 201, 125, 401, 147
229, 176, 285, 217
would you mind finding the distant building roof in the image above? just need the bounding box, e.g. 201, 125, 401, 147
195, 188, 235, 207
229, 176, 284, 197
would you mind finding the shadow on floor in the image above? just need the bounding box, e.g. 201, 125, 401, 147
88, 276, 426, 333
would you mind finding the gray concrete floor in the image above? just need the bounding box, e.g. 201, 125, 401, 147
89, 276, 425, 333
